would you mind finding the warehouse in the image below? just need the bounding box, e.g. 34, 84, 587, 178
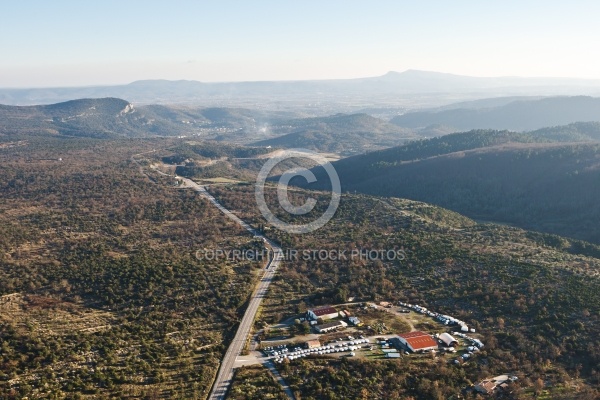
396, 331, 438, 352
315, 320, 347, 333
307, 306, 339, 321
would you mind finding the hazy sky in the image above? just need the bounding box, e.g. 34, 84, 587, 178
2, 1, 600, 87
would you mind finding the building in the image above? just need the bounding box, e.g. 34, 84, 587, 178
305, 339, 321, 349
348, 316, 361, 326
396, 331, 438, 352
474, 375, 516, 395
307, 306, 339, 321
315, 320, 347, 333
475, 380, 497, 395
386, 353, 401, 358
388, 337, 404, 350
439, 332, 458, 347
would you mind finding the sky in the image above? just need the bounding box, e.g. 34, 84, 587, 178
2, 1, 600, 88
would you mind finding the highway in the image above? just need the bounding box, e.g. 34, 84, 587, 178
177, 177, 284, 400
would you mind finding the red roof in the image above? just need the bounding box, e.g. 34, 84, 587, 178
398, 331, 438, 350
311, 306, 338, 316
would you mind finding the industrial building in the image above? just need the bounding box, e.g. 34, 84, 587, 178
396, 331, 438, 352
315, 320, 347, 333
307, 306, 339, 321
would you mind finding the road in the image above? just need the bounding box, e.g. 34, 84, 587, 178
176, 176, 285, 400
263, 360, 296, 399
209, 248, 282, 400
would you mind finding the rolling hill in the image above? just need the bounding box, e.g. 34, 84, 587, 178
0, 98, 303, 139
391, 96, 600, 132
306, 124, 600, 243
0, 98, 170, 138
0, 99, 422, 153
252, 113, 419, 155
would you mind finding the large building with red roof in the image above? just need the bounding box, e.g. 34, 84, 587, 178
396, 331, 438, 352
307, 306, 339, 321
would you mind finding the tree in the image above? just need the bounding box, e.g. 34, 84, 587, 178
533, 377, 544, 395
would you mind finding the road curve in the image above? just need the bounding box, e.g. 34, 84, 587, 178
177, 177, 284, 400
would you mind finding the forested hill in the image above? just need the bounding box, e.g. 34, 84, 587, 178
306, 126, 600, 243
391, 96, 600, 131
324, 123, 600, 184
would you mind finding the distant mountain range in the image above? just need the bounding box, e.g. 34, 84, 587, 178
305, 124, 600, 243
3, 70, 600, 108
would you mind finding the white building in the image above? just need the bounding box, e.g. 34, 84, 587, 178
307, 306, 339, 321
315, 320, 347, 333
439, 332, 458, 347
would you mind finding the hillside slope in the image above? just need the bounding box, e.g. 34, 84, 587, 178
391, 96, 600, 131
0, 101, 421, 153
253, 113, 418, 154
309, 126, 600, 243
210, 184, 600, 398
0, 99, 303, 139
0, 98, 165, 138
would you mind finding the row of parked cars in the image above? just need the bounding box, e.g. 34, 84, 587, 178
263, 344, 289, 356
268, 338, 372, 363
338, 338, 370, 346
272, 344, 364, 363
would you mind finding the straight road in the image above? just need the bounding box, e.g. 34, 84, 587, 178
177, 177, 284, 400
